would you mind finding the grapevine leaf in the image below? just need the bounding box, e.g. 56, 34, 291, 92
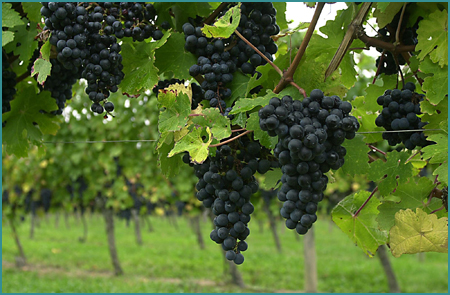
31, 58, 52, 84
2, 3, 25, 27
168, 3, 216, 32
2, 31, 15, 47
169, 126, 212, 164
260, 168, 282, 190
419, 57, 448, 105
158, 139, 181, 178
231, 113, 247, 128
157, 88, 191, 133
40, 40, 51, 61
202, 4, 241, 38
416, 9, 448, 67
340, 134, 370, 177
22, 2, 43, 23
368, 151, 414, 196
351, 96, 383, 143
432, 164, 448, 187
373, 2, 404, 28
191, 108, 231, 141
227, 71, 260, 104
389, 208, 448, 257
421, 133, 448, 165
154, 32, 198, 80
229, 94, 272, 115
363, 75, 398, 112
4, 24, 39, 67
246, 112, 277, 150
332, 191, 388, 256
2, 84, 60, 158
273, 2, 289, 31
421, 97, 448, 131
377, 177, 441, 231
120, 36, 168, 95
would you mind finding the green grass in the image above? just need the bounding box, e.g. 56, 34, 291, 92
2, 213, 448, 293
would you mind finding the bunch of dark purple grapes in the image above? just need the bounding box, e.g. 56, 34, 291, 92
375, 82, 433, 149
184, 133, 279, 264
258, 90, 359, 235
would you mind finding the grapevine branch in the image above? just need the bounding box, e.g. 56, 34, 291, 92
203, 2, 230, 25
394, 3, 408, 46
234, 29, 283, 76
354, 186, 378, 217
209, 130, 252, 148
367, 144, 387, 157
273, 2, 325, 95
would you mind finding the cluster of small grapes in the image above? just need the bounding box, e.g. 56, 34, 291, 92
258, 90, 359, 234
97, 2, 166, 41
40, 2, 166, 116
184, 134, 278, 264
375, 82, 432, 149
375, 7, 421, 75
152, 79, 205, 110
183, 2, 279, 114
2, 53, 17, 122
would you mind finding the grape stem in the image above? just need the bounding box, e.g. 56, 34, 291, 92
354, 186, 378, 217
273, 2, 325, 94
372, 50, 386, 84
231, 128, 246, 133
209, 130, 252, 148
394, 3, 408, 47
203, 2, 230, 25
430, 205, 445, 214
405, 150, 420, 163
357, 30, 416, 53
367, 144, 387, 157
234, 29, 283, 77
16, 71, 31, 84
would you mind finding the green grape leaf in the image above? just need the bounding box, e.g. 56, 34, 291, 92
2, 3, 25, 28
419, 57, 448, 105
202, 4, 240, 38
2, 85, 60, 158
341, 134, 370, 177
169, 2, 215, 32
246, 112, 277, 150
31, 58, 52, 84
416, 9, 448, 67
4, 24, 39, 67
377, 177, 441, 231
229, 94, 272, 115
191, 108, 231, 141
40, 40, 51, 61
22, 2, 43, 23
231, 112, 247, 128
227, 71, 261, 104
120, 35, 169, 95
332, 191, 388, 256
389, 208, 448, 257
157, 139, 181, 178
154, 32, 198, 80
157, 86, 191, 133
260, 168, 282, 190
273, 2, 289, 31
348, 96, 382, 143
2, 31, 14, 46
373, 2, 404, 28
368, 151, 414, 196
421, 133, 448, 186
169, 126, 212, 164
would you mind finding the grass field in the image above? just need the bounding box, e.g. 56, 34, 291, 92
2, 213, 448, 293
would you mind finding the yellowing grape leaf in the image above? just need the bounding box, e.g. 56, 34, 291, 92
169, 126, 212, 164
202, 4, 241, 38
190, 108, 231, 141
389, 208, 448, 257
416, 9, 448, 67
332, 191, 388, 256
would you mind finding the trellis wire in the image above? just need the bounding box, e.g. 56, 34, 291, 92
42, 129, 443, 144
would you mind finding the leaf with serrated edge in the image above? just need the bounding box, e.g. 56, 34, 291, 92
246, 112, 277, 150
22, 2, 43, 23
2, 85, 60, 157
155, 32, 198, 80
416, 9, 448, 67
260, 168, 282, 190
368, 151, 414, 196
332, 191, 388, 256
377, 177, 441, 231
389, 208, 448, 257
420, 57, 448, 105
341, 134, 370, 177
191, 108, 231, 141
229, 93, 272, 115
2, 3, 25, 27
169, 127, 212, 164
2, 31, 14, 46
32, 58, 52, 84
373, 3, 404, 28
202, 4, 241, 38
157, 87, 191, 133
